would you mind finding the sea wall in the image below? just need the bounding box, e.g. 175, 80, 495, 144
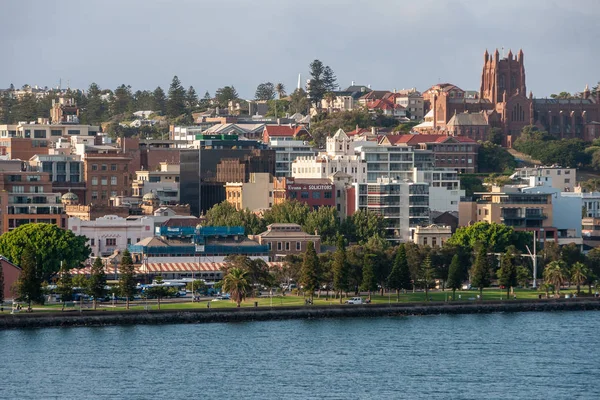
1, 298, 600, 330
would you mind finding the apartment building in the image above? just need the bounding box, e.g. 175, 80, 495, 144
510, 166, 576, 192
269, 138, 315, 177
132, 162, 180, 204
225, 172, 274, 211
0, 160, 65, 234
83, 152, 133, 206
28, 154, 85, 200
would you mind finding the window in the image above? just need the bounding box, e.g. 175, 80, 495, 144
91, 191, 98, 200
285, 242, 290, 251
290, 191, 297, 199
68, 130, 80, 135
268, 242, 272, 250
92, 164, 98, 171
432, 238, 437, 247
101, 177, 108, 185
127, 238, 131, 245
277, 242, 282, 251
51, 129, 62, 136
301, 192, 309, 199
111, 176, 117, 185
101, 190, 107, 200
564, 170, 571, 175
111, 191, 117, 197
423, 237, 428, 245
557, 170, 561, 175
296, 242, 301, 251
12, 186, 24, 193
324, 191, 332, 199
337, 190, 341, 197
484, 209, 489, 216
90, 239, 95, 246
24, 130, 31, 138
92, 177, 98, 186
312, 192, 321, 199
34, 129, 46, 138
111, 164, 117, 171
101, 164, 107, 171
106, 238, 116, 246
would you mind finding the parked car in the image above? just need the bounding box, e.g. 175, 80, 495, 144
345, 297, 364, 305
212, 294, 231, 301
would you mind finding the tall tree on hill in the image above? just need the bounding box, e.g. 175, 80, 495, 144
289, 88, 309, 114
88, 257, 107, 310
200, 90, 212, 109
119, 249, 136, 310
111, 84, 133, 115
275, 83, 286, 99
167, 76, 186, 118
470, 245, 491, 299
185, 86, 198, 111
420, 254, 435, 301
16, 245, 42, 309
308, 59, 337, 109
300, 241, 320, 302
446, 254, 462, 300
332, 235, 350, 303
255, 82, 276, 100
152, 86, 167, 115
215, 86, 239, 108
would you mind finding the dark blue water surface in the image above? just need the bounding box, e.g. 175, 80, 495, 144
1, 311, 600, 399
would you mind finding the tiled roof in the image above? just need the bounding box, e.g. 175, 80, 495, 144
366, 99, 404, 111
359, 90, 390, 100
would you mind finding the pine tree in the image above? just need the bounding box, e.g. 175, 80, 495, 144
152, 86, 167, 115
300, 242, 320, 302
361, 253, 377, 301
167, 76, 186, 118
387, 244, 411, 301
446, 254, 462, 300
16, 245, 42, 310
55, 261, 74, 311
470, 246, 491, 299
88, 257, 107, 310
119, 249, 136, 310
498, 251, 518, 299
332, 235, 350, 303
200, 91, 212, 109
185, 86, 198, 111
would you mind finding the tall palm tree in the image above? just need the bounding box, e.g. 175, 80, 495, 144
570, 262, 588, 295
275, 83, 286, 99
543, 261, 566, 296
221, 268, 251, 307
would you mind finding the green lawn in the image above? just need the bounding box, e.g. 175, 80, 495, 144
6, 287, 590, 314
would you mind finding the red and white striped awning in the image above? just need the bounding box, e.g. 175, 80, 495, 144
71, 261, 284, 275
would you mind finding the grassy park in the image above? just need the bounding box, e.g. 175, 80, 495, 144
4, 287, 592, 314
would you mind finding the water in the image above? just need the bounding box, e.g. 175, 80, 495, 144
1, 311, 599, 399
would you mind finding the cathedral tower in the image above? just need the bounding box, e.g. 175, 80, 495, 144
480, 48, 526, 104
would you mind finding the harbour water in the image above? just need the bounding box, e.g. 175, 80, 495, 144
1, 311, 599, 399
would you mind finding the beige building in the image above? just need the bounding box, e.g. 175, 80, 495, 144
0, 122, 99, 142
510, 166, 576, 192
395, 90, 425, 121
412, 224, 452, 247
225, 172, 274, 211
250, 223, 321, 261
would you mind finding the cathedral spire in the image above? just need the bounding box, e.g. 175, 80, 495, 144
484, 49, 489, 62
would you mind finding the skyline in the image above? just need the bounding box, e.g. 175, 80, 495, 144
2, 0, 600, 98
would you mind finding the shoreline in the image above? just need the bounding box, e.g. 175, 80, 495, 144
1, 298, 599, 329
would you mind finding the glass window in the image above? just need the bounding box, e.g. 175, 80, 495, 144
312, 192, 321, 199
296, 242, 301, 251
51, 129, 62, 136
101, 190, 107, 200
106, 238, 116, 246
101, 164, 107, 171
34, 129, 46, 138
91, 177, 98, 186
111, 164, 117, 171
68, 130, 80, 135
301, 192, 309, 199
111, 176, 117, 185
324, 191, 332, 199
111, 191, 117, 197
91, 191, 98, 200
92, 164, 98, 171
90, 239, 95, 246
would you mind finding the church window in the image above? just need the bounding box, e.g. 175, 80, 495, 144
499, 75, 505, 90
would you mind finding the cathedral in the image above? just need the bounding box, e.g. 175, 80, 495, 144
418, 49, 600, 146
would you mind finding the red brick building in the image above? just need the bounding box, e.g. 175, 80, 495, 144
285, 178, 335, 210
263, 125, 310, 143
1, 256, 21, 299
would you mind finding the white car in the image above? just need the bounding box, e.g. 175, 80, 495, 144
345, 297, 364, 305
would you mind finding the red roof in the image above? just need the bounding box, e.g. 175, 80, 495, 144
347, 128, 371, 136
384, 134, 478, 145
366, 99, 404, 111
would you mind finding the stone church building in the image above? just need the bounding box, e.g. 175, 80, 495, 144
417, 49, 600, 146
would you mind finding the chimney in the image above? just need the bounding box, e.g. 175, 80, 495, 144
371, 127, 376, 135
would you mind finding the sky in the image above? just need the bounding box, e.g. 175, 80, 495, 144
2, 0, 600, 99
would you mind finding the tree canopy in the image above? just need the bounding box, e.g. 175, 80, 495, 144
0, 223, 91, 281
308, 59, 337, 109
478, 141, 517, 173
447, 221, 531, 254
255, 82, 276, 101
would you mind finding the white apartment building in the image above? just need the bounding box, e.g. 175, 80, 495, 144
511, 166, 576, 192
69, 215, 155, 257
0, 122, 99, 141
412, 168, 464, 213
269, 138, 315, 177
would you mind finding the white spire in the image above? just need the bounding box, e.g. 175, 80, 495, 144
297, 73, 301, 90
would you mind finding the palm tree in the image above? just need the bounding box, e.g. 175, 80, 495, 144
221, 268, 251, 307
570, 262, 587, 295
275, 83, 286, 99
543, 261, 566, 296
540, 282, 552, 299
